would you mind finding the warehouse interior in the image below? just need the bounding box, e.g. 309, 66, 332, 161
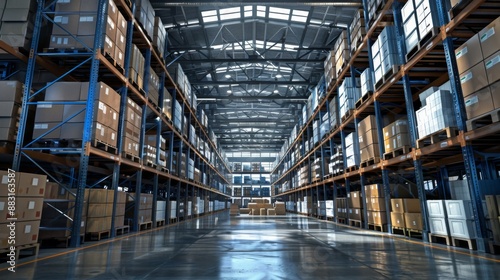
1, 0, 500, 278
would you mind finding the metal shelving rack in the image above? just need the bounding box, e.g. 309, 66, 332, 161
230, 162, 272, 206
12, 0, 231, 247
271, 0, 500, 252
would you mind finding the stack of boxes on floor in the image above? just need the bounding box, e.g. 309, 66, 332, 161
334, 31, 349, 78
365, 184, 387, 227
401, 0, 439, 56
0, 81, 23, 144
349, 9, 366, 54
274, 202, 286, 215
114, 191, 126, 228
86, 189, 116, 234
40, 182, 86, 241
324, 50, 336, 89
0, 171, 46, 248
358, 115, 380, 165
485, 195, 500, 244
338, 77, 361, 120
344, 132, 359, 169
391, 198, 422, 232
0, 0, 36, 50
156, 200, 166, 223
383, 118, 410, 156
348, 191, 363, 222
329, 145, 343, 176
415, 87, 457, 139
34, 82, 120, 149
372, 26, 401, 88
336, 197, 347, 221
123, 98, 142, 158
169, 200, 177, 220
457, 17, 500, 123
229, 203, 239, 216
126, 193, 153, 226
326, 200, 334, 218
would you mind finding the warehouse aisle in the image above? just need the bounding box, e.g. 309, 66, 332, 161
1, 212, 500, 279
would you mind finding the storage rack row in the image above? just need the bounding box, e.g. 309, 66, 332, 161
270, 0, 500, 253
7, 0, 232, 247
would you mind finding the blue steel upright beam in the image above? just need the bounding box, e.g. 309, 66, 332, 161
392, 1, 429, 242
436, 0, 487, 252
340, 130, 350, 224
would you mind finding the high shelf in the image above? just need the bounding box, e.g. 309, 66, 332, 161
11, 0, 232, 247
271, 0, 500, 252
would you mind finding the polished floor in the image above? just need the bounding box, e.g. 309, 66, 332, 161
1, 212, 500, 279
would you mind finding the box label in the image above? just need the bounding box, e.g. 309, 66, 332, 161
456, 46, 468, 59
24, 224, 31, 234
485, 55, 500, 69
38, 104, 53, 108
32, 178, 39, 186
465, 95, 479, 107
480, 27, 495, 42
80, 16, 94, 22
460, 72, 473, 84
0, 201, 4, 211
34, 124, 48, 129
1, 175, 8, 184
28, 201, 35, 209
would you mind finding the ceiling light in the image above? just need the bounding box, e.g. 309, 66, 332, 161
273, 90, 279, 93
225, 74, 231, 79
275, 74, 283, 79
227, 90, 232, 94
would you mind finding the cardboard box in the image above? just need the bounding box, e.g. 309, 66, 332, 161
0, 81, 23, 102
117, 12, 127, 34
455, 34, 483, 74
52, 14, 80, 35
86, 216, 112, 232
368, 211, 387, 225
358, 115, 377, 133
49, 35, 77, 49
80, 82, 120, 109
348, 208, 363, 221
114, 46, 125, 68
88, 189, 114, 204
0, 220, 40, 248
365, 184, 384, 198
0, 102, 20, 118
6, 0, 36, 9
391, 212, 405, 228
404, 198, 421, 213
404, 213, 423, 230
0, 197, 43, 223
358, 129, 378, 149
360, 144, 380, 163
33, 122, 61, 139
17, 172, 47, 197
1, 8, 33, 22
367, 197, 386, 211
484, 50, 500, 85
460, 62, 489, 97
0, 127, 16, 142
55, 0, 81, 12
479, 17, 500, 59
349, 191, 363, 208
45, 82, 81, 101
385, 133, 411, 152
391, 198, 405, 213
35, 104, 64, 122
44, 182, 70, 199
87, 204, 114, 218
464, 87, 494, 119
490, 80, 500, 109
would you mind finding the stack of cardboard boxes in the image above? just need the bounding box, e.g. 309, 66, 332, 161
312, 157, 328, 181
86, 189, 115, 233
0, 0, 36, 50
367, 0, 385, 28
126, 193, 153, 226
391, 198, 422, 232
485, 195, 500, 243
114, 191, 126, 228
328, 97, 339, 130
457, 17, 500, 121
143, 135, 166, 167
134, 0, 155, 39
324, 50, 336, 89
34, 82, 120, 149
229, 203, 239, 216
329, 145, 344, 176
326, 200, 334, 218
167, 64, 192, 109
365, 184, 387, 226
148, 68, 160, 107
39, 182, 87, 241
153, 16, 166, 58
122, 98, 142, 158
349, 9, 366, 54
348, 191, 364, 222
336, 197, 347, 220
416, 89, 457, 139
401, 0, 440, 57
334, 30, 349, 78
372, 26, 401, 87
299, 165, 309, 187
129, 44, 146, 90
345, 132, 359, 168
383, 118, 410, 155
338, 77, 361, 120
162, 90, 173, 120
0, 171, 46, 248
156, 200, 166, 223
320, 112, 330, 139
358, 115, 380, 165
360, 68, 375, 98
0, 81, 23, 143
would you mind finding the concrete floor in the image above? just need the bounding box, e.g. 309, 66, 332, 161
1, 212, 500, 279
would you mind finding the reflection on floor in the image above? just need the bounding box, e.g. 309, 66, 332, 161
1, 212, 500, 279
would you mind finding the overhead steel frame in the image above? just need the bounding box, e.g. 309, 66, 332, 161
436, 0, 487, 252
362, 0, 392, 233
391, 1, 430, 242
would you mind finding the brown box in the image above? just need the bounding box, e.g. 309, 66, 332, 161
103, 34, 115, 57
385, 133, 411, 152
114, 46, 125, 68
0, 220, 40, 248
391, 198, 405, 213
88, 189, 114, 204
138, 209, 152, 223
17, 172, 47, 197
368, 211, 387, 225
391, 212, 405, 228
460, 62, 489, 98
52, 14, 80, 35
464, 87, 495, 119
358, 115, 377, 134
35, 104, 64, 122
115, 203, 126, 217
80, 82, 120, 109
0, 197, 43, 223
360, 144, 380, 163
116, 191, 127, 204
86, 216, 112, 232
359, 129, 378, 149
348, 208, 363, 221
365, 184, 384, 198
0, 127, 16, 142
367, 197, 386, 211
479, 17, 500, 59
62, 104, 85, 123
87, 204, 114, 218
490, 80, 500, 109
114, 215, 125, 227
0, 102, 20, 118
117, 12, 127, 34
484, 50, 500, 85
49, 35, 77, 49
382, 118, 409, 140
77, 15, 116, 39
107, 128, 117, 147
45, 82, 81, 101
455, 34, 483, 74
404, 213, 423, 230
115, 29, 126, 52
44, 182, 70, 199
55, 0, 80, 12
404, 199, 421, 213
33, 122, 61, 139
0, 81, 23, 102
486, 195, 500, 242
349, 191, 363, 208
0, 171, 18, 197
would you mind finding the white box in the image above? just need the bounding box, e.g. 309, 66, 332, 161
448, 218, 477, 239
406, 30, 419, 52
429, 216, 449, 235
427, 200, 446, 218
402, 0, 416, 22
445, 200, 474, 220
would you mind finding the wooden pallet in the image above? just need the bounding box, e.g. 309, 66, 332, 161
350, 31, 366, 54
115, 225, 130, 236
466, 108, 500, 131
156, 220, 165, 227
392, 226, 407, 236
145, 161, 157, 168
139, 221, 152, 231
416, 127, 459, 149
355, 91, 373, 109
383, 145, 411, 160
452, 236, 476, 250
43, 47, 91, 54
87, 230, 110, 241
345, 165, 359, 173
102, 51, 125, 75
375, 65, 400, 90
448, 0, 473, 19
0, 243, 39, 260
349, 219, 363, 228
360, 157, 380, 168
429, 233, 451, 246
406, 228, 423, 239
368, 223, 388, 232
93, 139, 117, 154
122, 152, 140, 163
341, 109, 354, 123
405, 27, 440, 62
337, 217, 348, 225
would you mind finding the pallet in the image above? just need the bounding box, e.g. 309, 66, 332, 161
406, 228, 423, 239
360, 157, 380, 168
145, 161, 157, 168
341, 109, 354, 123
337, 217, 347, 225
448, 0, 473, 19
405, 27, 440, 62
368, 223, 388, 232
0, 243, 39, 260
349, 219, 363, 228
392, 226, 407, 236
345, 165, 359, 173
452, 236, 476, 250
355, 91, 373, 109
87, 230, 110, 241
102, 52, 125, 74
122, 152, 141, 163
350, 31, 365, 54
156, 219, 165, 227
383, 145, 411, 160
429, 233, 451, 246
139, 221, 152, 231
93, 139, 117, 154
466, 108, 500, 131
416, 127, 459, 149
375, 65, 400, 90
115, 225, 130, 236
43, 47, 91, 54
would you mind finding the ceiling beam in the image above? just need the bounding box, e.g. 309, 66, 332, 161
153, 1, 361, 6
190, 80, 312, 86
179, 58, 324, 63
198, 95, 308, 101
211, 119, 296, 123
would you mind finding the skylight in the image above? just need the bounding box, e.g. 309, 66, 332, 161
201, 6, 309, 24
201, 6, 253, 23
